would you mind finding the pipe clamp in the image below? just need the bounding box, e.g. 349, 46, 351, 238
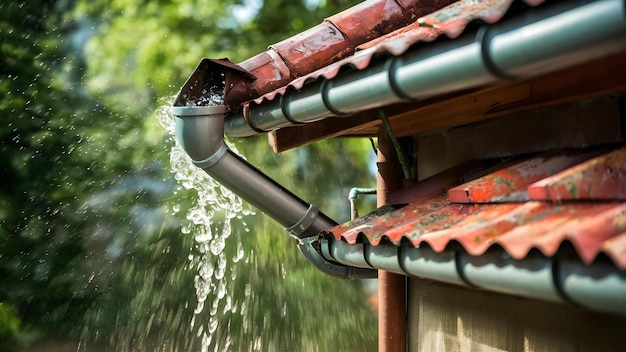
286, 204, 320, 239
193, 142, 229, 169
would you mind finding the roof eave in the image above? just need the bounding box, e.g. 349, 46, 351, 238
222, 0, 626, 150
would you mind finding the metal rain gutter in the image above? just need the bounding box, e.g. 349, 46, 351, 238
224, 0, 626, 137
320, 237, 626, 316
170, 83, 377, 279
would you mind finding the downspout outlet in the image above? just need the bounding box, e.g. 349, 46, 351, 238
170, 61, 377, 279
172, 105, 228, 168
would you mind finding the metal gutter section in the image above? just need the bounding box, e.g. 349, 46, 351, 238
328, 240, 372, 269
224, 0, 626, 137
365, 244, 402, 274
170, 103, 377, 279
487, 0, 626, 78
227, 0, 458, 107
400, 246, 465, 286
459, 250, 562, 303
298, 235, 377, 280
319, 237, 626, 315
558, 260, 626, 314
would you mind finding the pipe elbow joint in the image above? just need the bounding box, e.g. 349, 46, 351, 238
171, 105, 229, 167
298, 235, 378, 280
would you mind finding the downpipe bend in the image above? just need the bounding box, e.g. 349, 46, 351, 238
171, 104, 377, 279
299, 235, 377, 280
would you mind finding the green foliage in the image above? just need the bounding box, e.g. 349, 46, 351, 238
1, 0, 377, 350
254, 0, 357, 43
0, 0, 102, 339
0, 0, 195, 348
0, 303, 23, 350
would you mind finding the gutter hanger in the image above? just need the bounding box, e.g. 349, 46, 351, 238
224, 0, 626, 137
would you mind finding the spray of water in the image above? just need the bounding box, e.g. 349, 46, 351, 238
157, 100, 253, 351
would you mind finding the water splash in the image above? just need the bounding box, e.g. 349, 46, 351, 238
181, 73, 226, 106
157, 101, 252, 351
186, 86, 225, 106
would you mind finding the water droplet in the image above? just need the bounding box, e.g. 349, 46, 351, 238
208, 316, 218, 334
233, 241, 244, 263
209, 236, 225, 255
223, 296, 232, 314
198, 262, 214, 280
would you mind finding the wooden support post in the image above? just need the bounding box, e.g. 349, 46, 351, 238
377, 127, 407, 352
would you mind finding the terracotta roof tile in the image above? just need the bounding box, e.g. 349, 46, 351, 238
448, 149, 602, 203
602, 232, 626, 269
227, 0, 546, 107
230, 0, 458, 107
323, 146, 626, 269
528, 147, 626, 201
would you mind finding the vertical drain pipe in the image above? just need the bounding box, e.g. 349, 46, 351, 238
377, 128, 407, 352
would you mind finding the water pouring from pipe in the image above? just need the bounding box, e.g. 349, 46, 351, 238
170, 59, 377, 280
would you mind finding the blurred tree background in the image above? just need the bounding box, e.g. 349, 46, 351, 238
0, 0, 378, 351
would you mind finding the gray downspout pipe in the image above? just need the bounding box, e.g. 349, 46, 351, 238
224, 0, 626, 137
170, 104, 377, 279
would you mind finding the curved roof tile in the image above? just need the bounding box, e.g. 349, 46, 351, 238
242, 0, 546, 106
229, 0, 459, 107
323, 146, 626, 269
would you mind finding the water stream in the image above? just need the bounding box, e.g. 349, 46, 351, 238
157, 102, 252, 351
155, 95, 378, 351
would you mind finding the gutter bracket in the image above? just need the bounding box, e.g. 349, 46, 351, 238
379, 110, 413, 180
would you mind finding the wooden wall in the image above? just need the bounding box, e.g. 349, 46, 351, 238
415, 97, 622, 180
408, 278, 626, 352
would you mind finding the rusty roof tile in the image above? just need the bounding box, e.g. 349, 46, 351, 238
448, 149, 601, 203
324, 146, 626, 269
247, 0, 546, 106
384, 202, 524, 247
528, 146, 626, 201
228, 0, 458, 107
337, 194, 451, 245
602, 232, 626, 269
488, 203, 620, 260
336, 159, 495, 242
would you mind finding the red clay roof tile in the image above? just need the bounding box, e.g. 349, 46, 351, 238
324, 146, 626, 269
602, 232, 626, 269
228, 0, 458, 107
528, 146, 626, 201
227, 0, 546, 107
448, 149, 602, 203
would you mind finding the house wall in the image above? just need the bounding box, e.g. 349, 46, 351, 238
408, 278, 626, 352
407, 95, 626, 351
415, 97, 622, 180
